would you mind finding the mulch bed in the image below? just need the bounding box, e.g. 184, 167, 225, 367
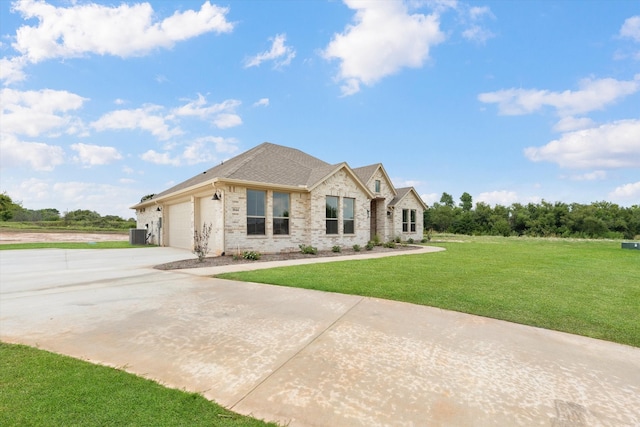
155, 245, 421, 270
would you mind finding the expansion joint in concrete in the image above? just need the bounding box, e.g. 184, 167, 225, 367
229, 296, 365, 410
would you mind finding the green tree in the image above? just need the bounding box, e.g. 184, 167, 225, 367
439, 192, 454, 208
459, 192, 473, 212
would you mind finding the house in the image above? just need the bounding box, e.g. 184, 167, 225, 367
131, 142, 426, 254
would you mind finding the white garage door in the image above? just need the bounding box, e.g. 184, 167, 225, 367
168, 202, 192, 249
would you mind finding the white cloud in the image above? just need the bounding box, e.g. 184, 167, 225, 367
0, 133, 64, 171
0, 57, 27, 85
244, 33, 296, 68
462, 25, 494, 44
323, 0, 445, 95
213, 113, 242, 129
92, 105, 182, 140
609, 181, 640, 201
524, 119, 640, 169
141, 136, 239, 166
478, 75, 640, 116
11, 0, 233, 63
71, 143, 122, 166
552, 116, 595, 132
476, 190, 519, 206
620, 16, 640, 42
253, 98, 270, 107
468, 6, 493, 20
420, 192, 439, 206
140, 150, 181, 166
1, 88, 87, 136
173, 94, 242, 128
566, 170, 607, 181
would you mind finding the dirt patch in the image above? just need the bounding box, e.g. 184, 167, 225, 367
155, 245, 422, 270
0, 231, 129, 244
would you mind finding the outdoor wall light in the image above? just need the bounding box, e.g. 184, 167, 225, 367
156, 207, 162, 212
212, 189, 222, 200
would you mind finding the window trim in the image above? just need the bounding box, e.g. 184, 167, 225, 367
272, 191, 290, 235
246, 189, 266, 235
343, 197, 355, 234
326, 195, 339, 235
374, 179, 381, 193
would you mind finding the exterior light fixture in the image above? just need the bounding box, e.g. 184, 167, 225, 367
212, 189, 222, 201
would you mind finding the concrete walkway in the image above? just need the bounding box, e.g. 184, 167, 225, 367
1, 247, 639, 426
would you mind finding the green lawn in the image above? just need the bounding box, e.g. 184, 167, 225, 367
218, 237, 640, 347
0, 241, 145, 250
0, 342, 277, 427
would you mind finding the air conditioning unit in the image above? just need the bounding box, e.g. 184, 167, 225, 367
129, 229, 147, 245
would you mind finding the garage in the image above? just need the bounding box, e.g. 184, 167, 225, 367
167, 202, 192, 250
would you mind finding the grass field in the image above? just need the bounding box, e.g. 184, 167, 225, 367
218, 237, 640, 347
0, 342, 277, 427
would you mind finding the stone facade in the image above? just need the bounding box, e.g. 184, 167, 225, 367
134, 206, 162, 245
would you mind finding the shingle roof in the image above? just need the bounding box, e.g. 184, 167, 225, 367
352, 164, 380, 185
152, 142, 331, 200
388, 187, 412, 207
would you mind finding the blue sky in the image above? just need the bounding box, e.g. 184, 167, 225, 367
1, 0, 639, 219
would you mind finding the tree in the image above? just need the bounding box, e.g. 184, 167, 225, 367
0, 194, 15, 221
439, 192, 454, 208
459, 192, 473, 212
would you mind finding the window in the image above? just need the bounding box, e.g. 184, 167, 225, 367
374, 180, 381, 193
326, 196, 338, 234
273, 192, 290, 235
247, 189, 266, 235
343, 197, 355, 234
403, 209, 416, 232
402, 209, 409, 232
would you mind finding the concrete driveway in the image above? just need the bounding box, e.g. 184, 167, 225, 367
1, 248, 639, 426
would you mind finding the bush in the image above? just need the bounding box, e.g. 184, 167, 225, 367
242, 251, 261, 261
193, 222, 213, 262
394, 236, 401, 243
407, 238, 414, 244
383, 241, 397, 249
299, 244, 318, 255
365, 241, 375, 250
353, 244, 361, 252
372, 234, 381, 246
332, 245, 341, 253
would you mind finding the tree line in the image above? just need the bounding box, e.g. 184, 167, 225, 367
425, 192, 640, 240
0, 193, 135, 230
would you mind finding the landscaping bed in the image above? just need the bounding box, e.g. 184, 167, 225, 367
155, 244, 421, 270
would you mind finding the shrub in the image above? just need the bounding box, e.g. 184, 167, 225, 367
242, 251, 261, 261
394, 235, 402, 243
365, 241, 374, 250
332, 245, 341, 253
353, 244, 361, 252
299, 244, 318, 255
193, 222, 213, 262
421, 238, 429, 243
372, 234, 381, 246
383, 241, 397, 249
407, 238, 414, 244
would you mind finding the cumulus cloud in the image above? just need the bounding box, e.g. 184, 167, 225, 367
92, 105, 183, 140
173, 94, 242, 128
71, 143, 122, 166
620, 16, 640, 42
476, 190, 519, 206
141, 136, 238, 166
462, 6, 495, 44
0, 57, 27, 85
478, 75, 640, 116
0, 133, 64, 171
11, 0, 233, 63
1, 88, 87, 136
524, 119, 640, 169
323, 0, 445, 95
609, 181, 640, 201
552, 116, 596, 132
244, 33, 295, 68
